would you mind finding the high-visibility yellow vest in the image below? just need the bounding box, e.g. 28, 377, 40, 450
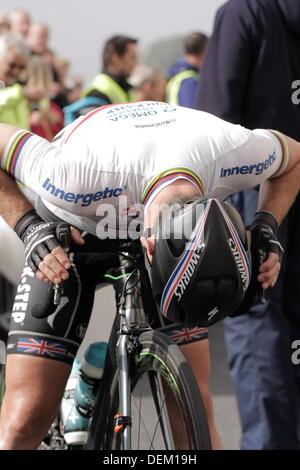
82, 73, 134, 103
166, 70, 199, 105
0, 83, 29, 129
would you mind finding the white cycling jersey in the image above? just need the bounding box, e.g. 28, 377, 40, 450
0, 101, 288, 236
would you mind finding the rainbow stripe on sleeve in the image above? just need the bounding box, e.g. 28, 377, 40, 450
141, 167, 204, 208
1, 130, 33, 178
269, 130, 289, 177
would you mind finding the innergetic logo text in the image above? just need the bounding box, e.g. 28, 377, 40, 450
42, 178, 123, 207
220, 151, 276, 178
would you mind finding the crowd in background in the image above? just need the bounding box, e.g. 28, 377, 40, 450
1, 0, 300, 451
0, 8, 209, 136
0, 8, 84, 139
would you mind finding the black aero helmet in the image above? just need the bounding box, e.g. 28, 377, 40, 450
150, 198, 251, 327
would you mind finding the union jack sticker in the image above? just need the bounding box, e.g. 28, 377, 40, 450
17, 337, 68, 359
161, 326, 208, 345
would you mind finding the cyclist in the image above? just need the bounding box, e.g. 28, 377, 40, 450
0, 101, 298, 450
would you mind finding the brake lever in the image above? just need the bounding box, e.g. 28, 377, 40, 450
53, 282, 63, 306
258, 248, 267, 304
53, 225, 71, 305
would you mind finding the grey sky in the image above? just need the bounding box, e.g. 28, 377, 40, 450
1, 0, 225, 84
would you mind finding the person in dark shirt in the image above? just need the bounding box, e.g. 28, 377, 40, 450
166, 32, 207, 108
196, 0, 300, 450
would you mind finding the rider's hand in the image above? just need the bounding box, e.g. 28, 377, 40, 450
14, 209, 85, 283
248, 210, 284, 291
257, 252, 281, 289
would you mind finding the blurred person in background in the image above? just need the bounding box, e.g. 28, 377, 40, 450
166, 32, 208, 108
64, 35, 138, 125
196, 0, 300, 450
64, 75, 84, 104
0, 11, 10, 33
26, 22, 49, 56
0, 33, 54, 130
128, 64, 166, 101
82, 35, 138, 105
42, 49, 69, 110
27, 24, 69, 110
0, 32, 30, 128
52, 57, 80, 107
9, 9, 30, 38
54, 58, 70, 90
26, 55, 64, 140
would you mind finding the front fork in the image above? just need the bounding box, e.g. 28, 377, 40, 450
116, 333, 131, 449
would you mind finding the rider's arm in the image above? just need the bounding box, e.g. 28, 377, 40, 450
205, 126, 300, 291
208, 127, 300, 223
0, 123, 84, 283
0, 167, 33, 227
254, 133, 300, 289
258, 133, 300, 223
0, 124, 33, 226
249, 132, 300, 290
0, 123, 90, 220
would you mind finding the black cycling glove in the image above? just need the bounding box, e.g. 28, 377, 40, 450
14, 209, 70, 273
249, 210, 284, 263
229, 210, 284, 317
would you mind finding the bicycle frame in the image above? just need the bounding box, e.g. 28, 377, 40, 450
98, 240, 152, 450
86, 239, 206, 451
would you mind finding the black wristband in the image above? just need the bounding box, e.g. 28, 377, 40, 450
251, 210, 279, 234
14, 209, 44, 241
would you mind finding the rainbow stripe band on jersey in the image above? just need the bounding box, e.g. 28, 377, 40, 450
1, 130, 33, 177
142, 168, 204, 208
269, 130, 289, 177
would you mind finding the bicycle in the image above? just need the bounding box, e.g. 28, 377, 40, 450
41, 237, 211, 450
